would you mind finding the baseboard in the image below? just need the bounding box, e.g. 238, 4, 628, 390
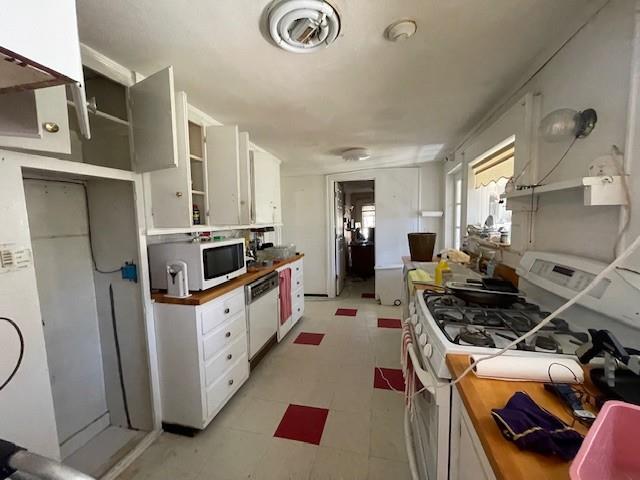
100, 430, 161, 480
304, 293, 328, 297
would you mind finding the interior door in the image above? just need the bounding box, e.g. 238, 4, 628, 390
129, 66, 178, 172
335, 183, 346, 295
206, 125, 241, 225
147, 91, 192, 228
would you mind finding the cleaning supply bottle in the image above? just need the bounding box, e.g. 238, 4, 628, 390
434, 254, 451, 286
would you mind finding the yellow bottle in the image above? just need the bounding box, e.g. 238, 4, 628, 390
434, 254, 451, 286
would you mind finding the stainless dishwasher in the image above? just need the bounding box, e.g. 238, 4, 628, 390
245, 272, 279, 360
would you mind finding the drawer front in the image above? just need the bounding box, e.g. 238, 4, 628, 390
202, 312, 246, 361
291, 273, 303, 292
293, 296, 304, 320
201, 289, 245, 335
204, 334, 247, 387
206, 355, 249, 418
292, 286, 304, 305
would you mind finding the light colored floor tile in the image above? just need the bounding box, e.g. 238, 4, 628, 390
371, 389, 405, 417
320, 410, 370, 455
330, 383, 373, 413
309, 447, 369, 480
227, 398, 289, 435
370, 410, 408, 462
250, 437, 318, 480
368, 457, 412, 480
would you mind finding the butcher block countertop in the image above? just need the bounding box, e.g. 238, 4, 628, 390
447, 354, 595, 480
152, 254, 304, 306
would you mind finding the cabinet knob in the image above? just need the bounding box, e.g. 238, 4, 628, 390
224, 307, 230, 314
228, 379, 234, 386
225, 331, 231, 338
43, 122, 59, 133
176, 192, 183, 198
227, 354, 233, 360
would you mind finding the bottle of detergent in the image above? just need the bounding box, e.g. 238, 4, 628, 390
434, 253, 452, 286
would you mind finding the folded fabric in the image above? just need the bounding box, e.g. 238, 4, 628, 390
491, 391, 583, 461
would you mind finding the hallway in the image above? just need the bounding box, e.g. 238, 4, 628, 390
119, 287, 409, 480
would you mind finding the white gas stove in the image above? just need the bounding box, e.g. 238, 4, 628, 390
405, 251, 640, 480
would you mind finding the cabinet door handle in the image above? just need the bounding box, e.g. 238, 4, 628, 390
43, 122, 60, 133
227, 354, 233, 360
225, 332, 231, 338
224, 307, 230, 314
175, 192, 183, 198
228, 379, 234, 386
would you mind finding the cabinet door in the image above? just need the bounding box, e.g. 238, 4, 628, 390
147, 91, 192, 228
129, 66, 178, 172
206, 125, 241, 225
238, 132, 252, 224
0, 86, 71, 154
252, 150, 278, 224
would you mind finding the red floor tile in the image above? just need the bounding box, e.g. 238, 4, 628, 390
361, 292, 376, 299
274, 404, 329, 445
374, 367, 406, 391
294, 332, 325, 345
378, 318, 402, 329
335, 308, 357, 316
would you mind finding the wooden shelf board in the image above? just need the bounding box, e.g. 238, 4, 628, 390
420, 210, 444, 217
191, 190, 206, 196
146, 223, 282, 236
189, 154, 203, 162
501, 175, 626, 199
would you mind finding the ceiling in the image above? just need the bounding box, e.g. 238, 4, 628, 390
76, 0, 605, 175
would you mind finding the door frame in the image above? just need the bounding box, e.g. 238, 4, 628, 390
325, 171, 375, 298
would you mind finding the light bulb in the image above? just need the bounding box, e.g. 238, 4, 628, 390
539, 108, 597, 143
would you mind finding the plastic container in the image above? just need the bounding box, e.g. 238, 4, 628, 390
570, 401, 640, 480
434, 254, 451, 286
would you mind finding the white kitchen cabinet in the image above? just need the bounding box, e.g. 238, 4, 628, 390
154, 287, 250, 430
0, 87, 71, 154
0, 2, 83, 92
450, 389, 497, 480
277, 258, 304, 341
206, 125, 241, 225
252, 149, 282, 224
239, 132, 253, 224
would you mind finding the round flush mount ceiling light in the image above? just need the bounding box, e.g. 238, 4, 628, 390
342, 148, 371, 162
384, 19, 417, 42
267, 0, 341, 54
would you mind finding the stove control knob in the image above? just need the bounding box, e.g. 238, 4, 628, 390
423, 344, 433, 358
411, 314, 418, 325
415, 323, 422, 335
419, 333, 427, 346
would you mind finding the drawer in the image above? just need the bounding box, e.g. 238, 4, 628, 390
202, 312, 246, 361
291, 273, 303, 291
206, 355, 249, 418
293, 295, 304, 320
201, 289, 245, 335
204, 333, 247, 387
291, 259, 303, 276
292, 286, 304, 304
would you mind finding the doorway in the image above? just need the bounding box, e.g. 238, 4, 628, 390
334, 180, 375, 298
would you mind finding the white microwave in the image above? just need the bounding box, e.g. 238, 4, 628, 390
148, 238, 247, 291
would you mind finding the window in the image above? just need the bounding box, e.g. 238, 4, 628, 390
468, 139, 514, 236
361, 205, 375, 228
453, 173, 462, 249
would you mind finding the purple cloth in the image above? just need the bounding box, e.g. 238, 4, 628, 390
491, 391, 583, 461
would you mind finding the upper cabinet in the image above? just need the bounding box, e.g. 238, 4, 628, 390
0, 2, 83, 92
252, 149, 282, 224
207, 125, 241, 225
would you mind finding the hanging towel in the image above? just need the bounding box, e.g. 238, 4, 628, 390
279, 268, 292, 325
401, 319, 416, 414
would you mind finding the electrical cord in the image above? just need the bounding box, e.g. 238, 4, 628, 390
536, 136, 578, 186
0, 317, 24, 392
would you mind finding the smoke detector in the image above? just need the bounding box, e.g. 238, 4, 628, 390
342, 148, 371, 162
267, 0, 341, 53
384, 19, 417, 42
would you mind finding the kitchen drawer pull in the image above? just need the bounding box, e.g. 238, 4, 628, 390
228, 379, 234, 386
224, 307, 230, 314
225, 331, 231, 338
227, 354, 233, 360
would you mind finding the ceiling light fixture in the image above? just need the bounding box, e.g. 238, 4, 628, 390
342, 148, 371, 162
267, 0, 341, 54
384, 19, 417, 42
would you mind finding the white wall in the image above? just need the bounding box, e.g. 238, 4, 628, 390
281, 175, 327, 295
420, 161, 445, 252
446, 0, 638, 266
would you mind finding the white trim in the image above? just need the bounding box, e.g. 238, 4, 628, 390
146, 223, 282, 236
468, 134, 515, 168
100, 430, 162, 480
59, 412, 110, 459
80, 43, 136, 87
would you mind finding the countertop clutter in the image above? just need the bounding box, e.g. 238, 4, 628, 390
152, 254, 304, 305
447, 354, 595, 480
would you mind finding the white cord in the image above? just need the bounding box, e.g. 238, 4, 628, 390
448, 232, 640, 387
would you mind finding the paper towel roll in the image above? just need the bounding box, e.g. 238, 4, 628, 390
470, 355, 584, 384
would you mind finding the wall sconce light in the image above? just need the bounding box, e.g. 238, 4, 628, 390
539, 108, 598, 143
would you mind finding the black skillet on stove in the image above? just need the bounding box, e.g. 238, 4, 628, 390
445, 278, 523, 307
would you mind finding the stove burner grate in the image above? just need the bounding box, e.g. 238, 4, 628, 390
535, 335, 561, 352
456, 327, 496, 348
471, 312, 503, 327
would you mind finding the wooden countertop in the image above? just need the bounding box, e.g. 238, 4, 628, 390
447, 354, 594, 480
152, 254, 304, 306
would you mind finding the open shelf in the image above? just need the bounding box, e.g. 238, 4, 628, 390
501, 175, 628, 207
67, 100, 130, 127
146, 223, 282, 236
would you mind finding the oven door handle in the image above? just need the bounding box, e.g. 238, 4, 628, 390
408, 344, 436, 396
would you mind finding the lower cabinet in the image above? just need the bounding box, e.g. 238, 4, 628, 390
277, 257, 304, 341
450, 389, 497, 480
154, 286, 249, 429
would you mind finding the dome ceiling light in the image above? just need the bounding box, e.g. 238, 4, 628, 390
384, 19, 417, 42
267, 0, 341, 54
342, 148, 371, 162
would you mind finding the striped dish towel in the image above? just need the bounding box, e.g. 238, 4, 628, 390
401, 319, 416, 414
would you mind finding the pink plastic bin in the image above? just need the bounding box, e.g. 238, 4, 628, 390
570, 401, 640, 480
